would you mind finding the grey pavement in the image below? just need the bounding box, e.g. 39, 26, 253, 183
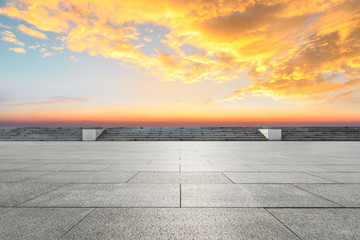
0, 141, 360, 239
60, 208, 298, 240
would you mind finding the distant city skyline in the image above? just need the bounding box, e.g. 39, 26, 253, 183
1, 0, 359, 126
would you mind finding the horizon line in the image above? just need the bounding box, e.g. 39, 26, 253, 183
1, 121, 360, 128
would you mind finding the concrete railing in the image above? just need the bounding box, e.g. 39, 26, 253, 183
3, 127, 359, 141
82, 128, 105, 141
258, 129, 282, 140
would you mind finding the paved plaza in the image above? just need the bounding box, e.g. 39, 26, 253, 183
0, 141, 360, 239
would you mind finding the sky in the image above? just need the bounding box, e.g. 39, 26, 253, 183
0, 0, 359, 127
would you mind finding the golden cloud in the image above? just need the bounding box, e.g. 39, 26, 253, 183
143, 36, 152, 43
40, 48, 56, 58
0, 0, 359, 103
10, 47, 26, 53
18, 24, 47, 39
51, 46, 64, 50
1, 30, 24, 46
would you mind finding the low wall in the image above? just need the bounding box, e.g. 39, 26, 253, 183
0, 127, 82, 141
0, 127, 359, 141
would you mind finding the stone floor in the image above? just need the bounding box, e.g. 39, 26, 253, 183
0, 141, 359, 240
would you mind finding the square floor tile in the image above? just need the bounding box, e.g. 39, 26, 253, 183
181, 184, 340, 207
294, 184, 360, 207
128, 172, 232, 184
26, 171, 137, 183
247, 165, 329, 172
0, 183, 65, 206
20, 184, 180, 207
103, 164, 179, 172
269, 209, 360, 240
181, 165, 255, 172
61, 208, 298, 240
0, 171, 51, 182
0, 207, 92, 240
308, 173, 360, 183
223, 172, 335, 183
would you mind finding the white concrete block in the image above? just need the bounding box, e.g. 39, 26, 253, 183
82, 129, 104, 141
259, 129, 282, 141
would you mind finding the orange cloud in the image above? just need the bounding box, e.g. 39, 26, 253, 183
1, 30, 24, 46
51, 46, 64, 50
143, 36, 152, 42
10, 47, 26, 53
0, 0, 359, 103
225, 2, 360, 103
40, 48, 55, 58
18, 24, 47, 39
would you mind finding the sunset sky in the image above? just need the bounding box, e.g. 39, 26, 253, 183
0, 0, 359, 126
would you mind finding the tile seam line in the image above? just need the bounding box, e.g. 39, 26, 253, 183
290, 184, 345, 207
125, 171, 140, 183
98, 164, 113, 171
98, 164, 115, 171
206, 159, 214, 165
58, 208, 96, 240
220, 172, 235, 184
14, 183, 71, 207
180, 183, 182, 208
3, 206, 360, 209
264, 208, 303, 240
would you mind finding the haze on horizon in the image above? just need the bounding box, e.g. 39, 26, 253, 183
0, 0, 359, 127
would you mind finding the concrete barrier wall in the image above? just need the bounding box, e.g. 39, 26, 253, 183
97, 127, 266, 141
281, 127, 360, 141
0, 127, 359, 141
0, 127, 82, 141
